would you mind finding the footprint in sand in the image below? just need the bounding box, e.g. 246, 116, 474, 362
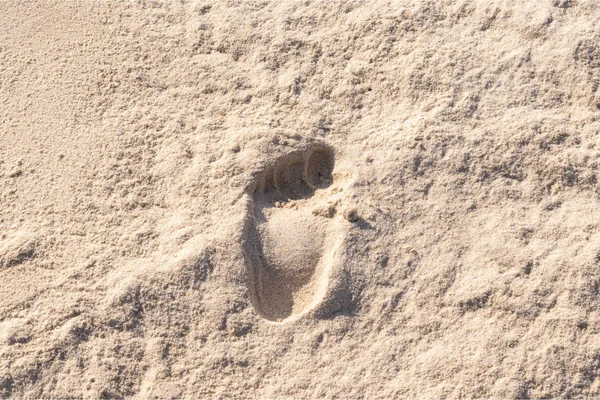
244, 145, 350, 322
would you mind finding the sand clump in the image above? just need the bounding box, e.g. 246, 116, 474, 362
2, 0, 600, 398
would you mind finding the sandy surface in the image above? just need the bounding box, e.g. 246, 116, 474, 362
2, 0, 600, 398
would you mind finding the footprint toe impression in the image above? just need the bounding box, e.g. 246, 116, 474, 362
305, 147, 334, 189
245, 145, 344, 322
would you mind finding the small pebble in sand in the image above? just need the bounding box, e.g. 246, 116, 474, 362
343, 207, 359, 222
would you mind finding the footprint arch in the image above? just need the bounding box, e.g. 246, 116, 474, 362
243, 144, 348, 322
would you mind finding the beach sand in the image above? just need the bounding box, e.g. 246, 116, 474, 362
2, 1, 600, 397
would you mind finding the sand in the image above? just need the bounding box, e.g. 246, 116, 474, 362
2, 0, 600, 398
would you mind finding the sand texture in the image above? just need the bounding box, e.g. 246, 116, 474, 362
2, 0, 600, 398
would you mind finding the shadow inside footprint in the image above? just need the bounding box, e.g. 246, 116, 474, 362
244, 145, 338, 322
